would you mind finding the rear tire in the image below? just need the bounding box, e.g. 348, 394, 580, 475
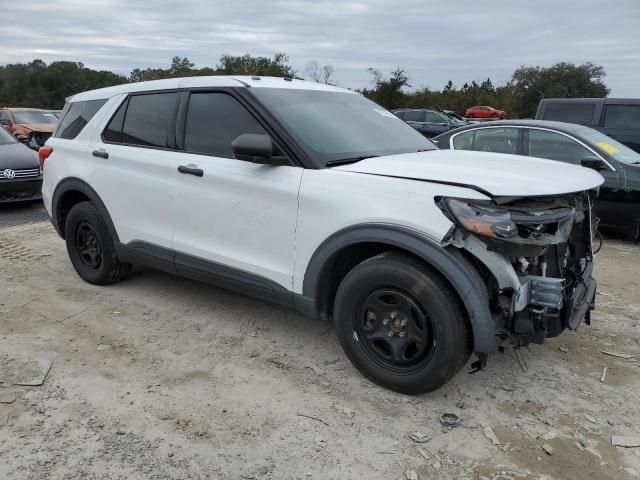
333, 251, 472, 394
64, 202, 132, 285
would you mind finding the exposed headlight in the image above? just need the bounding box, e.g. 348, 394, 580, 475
439, 198, 575, 245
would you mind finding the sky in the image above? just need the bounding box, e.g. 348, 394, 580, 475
1, 0, 639, 95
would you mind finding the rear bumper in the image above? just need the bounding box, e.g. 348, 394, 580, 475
0, 178, 42, 203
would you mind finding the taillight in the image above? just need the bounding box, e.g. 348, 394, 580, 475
38, 146, 53, 170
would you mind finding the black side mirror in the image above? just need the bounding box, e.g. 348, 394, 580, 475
581, 157, 608, 171
232, 133, 274, 164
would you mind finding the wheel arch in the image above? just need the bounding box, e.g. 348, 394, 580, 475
301, 224, 498, 354
51, 177, 119, 241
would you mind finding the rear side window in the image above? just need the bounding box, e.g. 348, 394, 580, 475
403, 110, 424, 122
103, 99, 127, 143
120, 93, 178, 147
184, 93, 267, 157
473, 128, 518, 154
604, 105, 640, 130
425, 111, 445, 123
55, 99, 106, 139
542, 102, 595, 123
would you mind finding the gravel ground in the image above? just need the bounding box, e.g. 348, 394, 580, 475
1, 214, 639, 480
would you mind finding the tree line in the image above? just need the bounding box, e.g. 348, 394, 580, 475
0, 54, 609, 118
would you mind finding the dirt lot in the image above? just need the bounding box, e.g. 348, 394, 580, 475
1, 208, 639, 480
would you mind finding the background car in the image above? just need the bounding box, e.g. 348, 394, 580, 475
0, 123, 42, 203
433, 120, 640, 239
464, 105, 506, 119
536, 98, 640, 153
441, 109, 469, 124
393, 108, 458, 138
0, 107, 58, 150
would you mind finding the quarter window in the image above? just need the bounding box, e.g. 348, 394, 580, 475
55, 99, 106, 140
527, 129, 593, 163
184, 93, 268, 158
604, 105, 640, 130
120, 93, 178, 148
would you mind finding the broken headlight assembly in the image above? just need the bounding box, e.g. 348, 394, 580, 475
439, 198, 575, 245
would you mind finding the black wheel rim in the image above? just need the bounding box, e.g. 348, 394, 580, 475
76, 220, 102, 269
356, 288, 435, 374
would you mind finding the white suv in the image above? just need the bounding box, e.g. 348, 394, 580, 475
41, 76, 603, 394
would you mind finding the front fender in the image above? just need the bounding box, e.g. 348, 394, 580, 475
301, 223, 498, 354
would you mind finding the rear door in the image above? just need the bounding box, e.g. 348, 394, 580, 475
88, 92, 180, 254
170, 90, 303, 293
601, 104, 640, 153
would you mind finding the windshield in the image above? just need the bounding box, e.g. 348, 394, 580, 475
12, 111, 58, 125
0, 126, 17, 145
250, 88, 436, 167
445, 111, 466, 122
579, 127, 640, 165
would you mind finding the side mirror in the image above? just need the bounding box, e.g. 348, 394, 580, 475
16, 134, 29, 144
232, 133, 274, 164
581, 157, 608, 171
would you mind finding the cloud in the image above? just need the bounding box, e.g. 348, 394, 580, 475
1, 0, 638, 95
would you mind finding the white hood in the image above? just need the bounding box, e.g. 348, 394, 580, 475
333, 150, 604, 197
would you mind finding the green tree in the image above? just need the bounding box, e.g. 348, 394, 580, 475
362, 68, 410, 109
0, 59, 126, 109
216, 53, 295, 77
510, 62, 609, 118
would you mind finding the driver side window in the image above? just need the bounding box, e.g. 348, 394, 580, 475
184, 93, 270, 158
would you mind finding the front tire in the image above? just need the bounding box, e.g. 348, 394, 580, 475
64, 201, 132, 285
333, 252, 472, 394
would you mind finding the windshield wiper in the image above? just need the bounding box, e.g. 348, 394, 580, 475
326, 155, 379, 167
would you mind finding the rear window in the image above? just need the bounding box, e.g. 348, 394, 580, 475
542, 102, 595, 123
604, 105, 640, 130
55, 99, 107, 139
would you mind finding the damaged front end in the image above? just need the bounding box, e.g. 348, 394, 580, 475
27, 131, 52, 151
439, 191, 598, 350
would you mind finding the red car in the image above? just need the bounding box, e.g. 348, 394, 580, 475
464, 106, 506, 119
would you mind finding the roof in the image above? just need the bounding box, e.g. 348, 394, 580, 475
539, 98, 639, 104
69, 76, 355, 102
435, 119, 600, 137
2, 107, 52, 112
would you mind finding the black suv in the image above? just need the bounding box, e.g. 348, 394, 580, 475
393, 108, 460, 138
536, 98, 640, 153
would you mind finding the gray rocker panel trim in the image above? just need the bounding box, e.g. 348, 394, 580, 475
302, 223, 498, 353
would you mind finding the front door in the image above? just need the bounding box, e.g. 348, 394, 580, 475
170, 91, 303, 294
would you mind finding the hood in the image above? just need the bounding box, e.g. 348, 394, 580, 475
333, 150, 604, 197
0, 142, 39, 169
15, 123, 55, 133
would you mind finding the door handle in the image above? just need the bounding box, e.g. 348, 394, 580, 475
178, 164, 204, 177
92, 149, 109, 159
